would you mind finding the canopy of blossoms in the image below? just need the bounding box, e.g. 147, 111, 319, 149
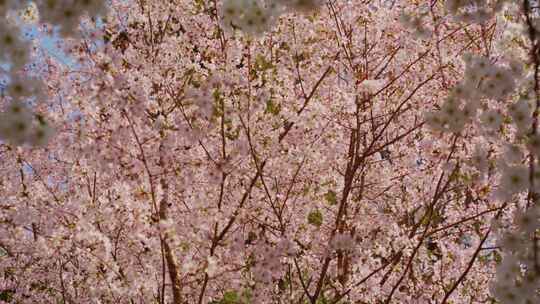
0, 0, 539, 304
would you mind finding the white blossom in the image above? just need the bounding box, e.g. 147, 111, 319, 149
503, 144, 523, 164
496, 165, 529, 200
0, 99, 34, 145
330, 233, 355, 252
0, 19, 30, 69
515, 207, 540, 235
480, 109, 503, 131
471, 144, 489, 174
508, 98, 533, 132
36, 0, 107, 37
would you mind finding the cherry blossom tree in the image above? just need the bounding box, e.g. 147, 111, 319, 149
0, 1, 539, 304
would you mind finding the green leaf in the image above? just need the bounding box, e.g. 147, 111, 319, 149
265, 99, 281, 115
210, 289, 252, 304
294, 52, 307, 63
254, 54, 273, 71
324, 190, 337, 205
316, 294, 330, 304
222, 291, 239, 303
278, 278, 288, 291
0, 290, 14, 302
493, 250, 502, 264
308, 209, 323, 227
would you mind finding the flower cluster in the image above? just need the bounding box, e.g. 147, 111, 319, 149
274, 0, 324, 13
219, 0, 281, 36
464, 53, 519, 100
495, 164, 529, 200
426, 54, 519, 134
508, 97, 533, 135
490, 206, 540, 304
446, 0, 508, 24
0, 100, 55, 146
479, 109, 503, 132
36, 0, 108, 37
6, 74, 46, 100
0, 0, 23, 17
219, 0, 323, 36
184, 75, 223, 121
330, 232, 355, 252
0, 0, 108, 147
399, 12, 432, 39
470, 144, 488, 175
252, 239, 297, 284
423, 6, 540, 301
0, 19, 30, 70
